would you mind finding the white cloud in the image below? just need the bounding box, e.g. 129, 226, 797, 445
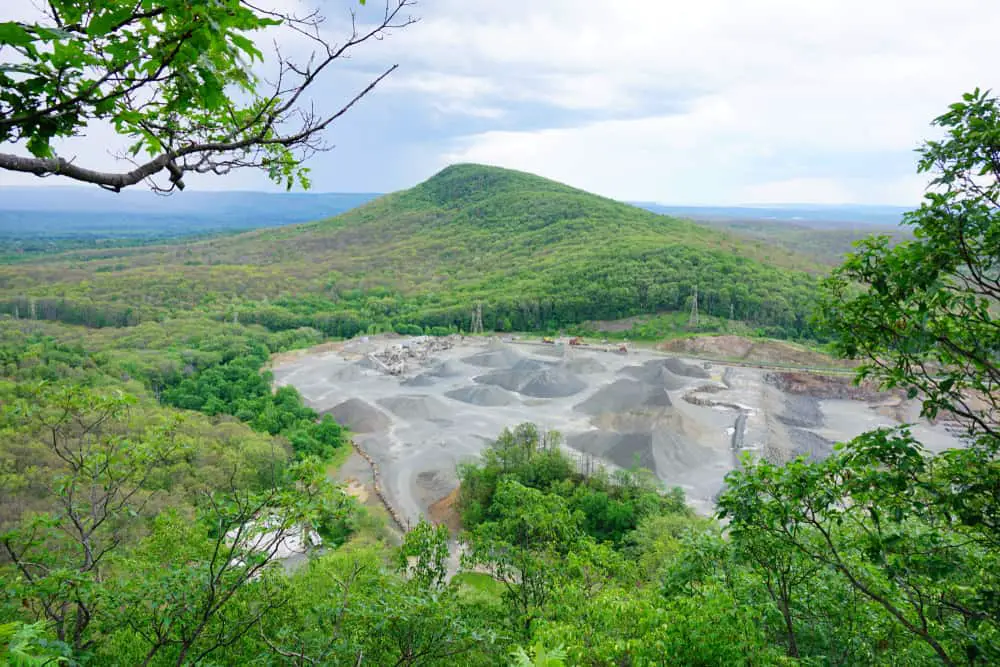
3, 0, 999, 202
382, 72, 505, 117
384, 72, 497, 99
399, 0, 1000, 203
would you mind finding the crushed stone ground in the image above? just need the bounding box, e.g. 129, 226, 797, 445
273, 339, 963, 524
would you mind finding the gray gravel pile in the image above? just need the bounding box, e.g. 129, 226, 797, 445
654, 429, 715, 469
401, 373, 438, 387
518, 368, 588, 398
777, 395, 824, 428
568, 431, 657, 471
445, 385, 520, 406
377, 395, 453, 421
590, 408, 683, 433
326, 398, 391, 433
475, 367, 587, 398
575, 379, 672, 415
567, 429, 711, 475
511, 358, 554, 371
663, 357, 711, 379
563, 357, 608, 374
463, 348, 525, 368
788, 428, 835, 460
619, 361, 689, 390
426, 360, 468, 377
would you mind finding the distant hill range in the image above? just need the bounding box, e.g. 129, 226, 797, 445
631, 203, 913, 228
630, 203, 914, 266
1, 179, 913, 267
0, 187, 381, 240
1, 185, 912, 239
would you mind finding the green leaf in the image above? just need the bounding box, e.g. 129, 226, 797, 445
229, 33, 261, 60
87, 8, 133, 37
0, 21, 34, 46
33, 26, 75, 41
25, 134, 52, 158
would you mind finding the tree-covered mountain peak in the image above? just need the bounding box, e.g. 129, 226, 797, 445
397, 163, 593, 210
0, 162, 823, 339
350, 162, 700, 240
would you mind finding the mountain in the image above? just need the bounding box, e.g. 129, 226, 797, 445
0, 164, 821, 338
2, 184, 907, 268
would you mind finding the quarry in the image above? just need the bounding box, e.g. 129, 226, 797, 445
271, 336, 963, 524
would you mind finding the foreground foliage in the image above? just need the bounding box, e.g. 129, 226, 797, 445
720, 88, 1000, 665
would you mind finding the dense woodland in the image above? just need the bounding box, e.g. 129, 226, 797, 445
0, 0, 998, 660
685, 218, 912, 266
0, 164, 823, 341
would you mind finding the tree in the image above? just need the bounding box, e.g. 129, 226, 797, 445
0, 385, 183, 651
0, 0, 415, 192
0, 382, 349, 664
0, 621, 72, 665
463, 480, 586, 638
108, 459, 347, 666
397, 519, 450, 590
820, 88, 999, 443
510, 642, 567, 667
720, 90, 1000, 666
256, 545, 492, 667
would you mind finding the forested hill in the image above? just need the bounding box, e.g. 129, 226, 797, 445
0, 164, 822, 338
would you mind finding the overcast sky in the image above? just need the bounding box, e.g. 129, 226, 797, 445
3, 0, 999, 204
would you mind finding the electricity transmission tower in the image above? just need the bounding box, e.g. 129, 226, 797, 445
688, 285, 699, 328
471, 302, 484, 335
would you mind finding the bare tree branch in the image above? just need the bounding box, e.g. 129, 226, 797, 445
0, 0, 417, 192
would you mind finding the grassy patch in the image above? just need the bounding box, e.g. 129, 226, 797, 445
325, 440, 355, 475
451, 572, 504, 597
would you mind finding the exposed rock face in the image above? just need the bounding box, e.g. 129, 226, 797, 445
765, 371, 898, 401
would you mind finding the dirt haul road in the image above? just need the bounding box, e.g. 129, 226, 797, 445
272, 337, 962, 523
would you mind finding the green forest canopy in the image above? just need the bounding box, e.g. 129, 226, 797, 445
0, 163, 823, 340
